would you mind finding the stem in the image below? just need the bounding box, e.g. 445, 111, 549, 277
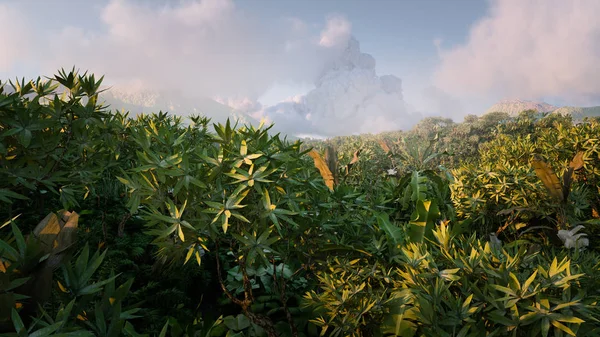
214, 242, 279, 337
272, 258, 298, 337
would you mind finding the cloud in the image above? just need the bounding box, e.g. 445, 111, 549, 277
0, 4, 32, 71
2, 0, 351, 102
319, 14, 352, 47
432, 38, 443, 54
419, 86, 465, 120
256, 38, 421, 137
434, 0, 600, 105
213, 96, 263, 115
1, 0, 418, 136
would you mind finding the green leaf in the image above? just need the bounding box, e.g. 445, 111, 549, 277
20, 128, 32, 148
7, 277, 30, 291
439, 268, 461, 282
78, 274, 119, 295
11, 222, 26, 259
11, 308, 25, 334
408, 199, 439, 243
224, 314, 251, 331
522, 270, 538, 293
541, 317, 550, 337
29, 322, 63, 337
376, 212, 404, 247
550, 319, 576, 336
158, 320, 169, 337
0, 239, 19, 261
0, 189, 29, 203
80, 249, 108, 286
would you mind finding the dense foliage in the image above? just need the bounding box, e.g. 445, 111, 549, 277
1, 70, 599, 336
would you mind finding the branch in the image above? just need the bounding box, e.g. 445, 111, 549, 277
214, 242, 279, 337
272, 258, 298, 337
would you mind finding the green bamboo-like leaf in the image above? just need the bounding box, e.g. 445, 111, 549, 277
11, 308, 25, 334
184, 244, 196, 265
376, 213, 404, 248
541, 317, 550, 337
1, 214, 21, 230
78, 274, 120, 295
550, 319, 576, 336
0, 189, 29, 203
407, 199, 439, 243
158, 320, 169, 337
7, 277, 30, 291
11, 222, 26, 259
522, 270, 538, 294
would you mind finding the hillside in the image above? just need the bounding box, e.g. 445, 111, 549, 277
552, 105, 600, 122
100, 87, 257, 126
484, 99, 557, 116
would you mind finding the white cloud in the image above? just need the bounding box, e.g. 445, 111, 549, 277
419, 86, 465, 120
257, 38, 421, 137
1, 0, 421, 136
3, 0, 351, 103
432, 38, 443, 54
319, 14, 352, 47
213, 96, 262, 115
0, 4, 32, 71
434, 0, 600, 105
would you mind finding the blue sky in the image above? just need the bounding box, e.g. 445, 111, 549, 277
244, 0, 489, 107
1, 0, 599, 132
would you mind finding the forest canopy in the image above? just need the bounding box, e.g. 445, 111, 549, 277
1, 70, 600, 336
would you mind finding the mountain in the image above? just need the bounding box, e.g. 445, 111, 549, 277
2, 78, 256, 126
551, 106, 600, 122
100, 87, 257, 126
258, 37, 419, 137
484, 99, 600, 122
484, 99, 557, 116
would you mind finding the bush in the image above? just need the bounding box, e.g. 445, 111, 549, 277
2, 69, 600, 336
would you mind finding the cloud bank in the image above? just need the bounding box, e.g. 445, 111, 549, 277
434, 0, 600, 106
255, 38, 421, 137
1, 0, 351, 101
0, 3, 32, 71
1, 0, 420, 136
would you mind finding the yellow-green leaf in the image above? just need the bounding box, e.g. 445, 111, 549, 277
177, 224, 185, 242
184, 245, 194, 265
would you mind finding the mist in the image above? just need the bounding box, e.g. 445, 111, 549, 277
434, 0, 600, 107
2, 0, 600, 136
1, 0, 351, 100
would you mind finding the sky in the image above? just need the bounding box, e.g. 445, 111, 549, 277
1, 0, 600, 135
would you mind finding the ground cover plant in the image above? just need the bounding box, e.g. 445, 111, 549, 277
1, 69, 599, 336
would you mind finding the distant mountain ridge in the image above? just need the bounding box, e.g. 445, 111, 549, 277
100, 87, 257, 126
552, 106, 600, 121
485, 99, 557, 116
484, 99, 600, 122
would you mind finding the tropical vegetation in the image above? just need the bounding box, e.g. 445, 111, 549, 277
1, 69, 599, 336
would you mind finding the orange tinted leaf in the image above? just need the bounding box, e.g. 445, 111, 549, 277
308, 149, 334, 191
532, 155, 563, 201
569, 151, 585, 170
378, 139, 390, 153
